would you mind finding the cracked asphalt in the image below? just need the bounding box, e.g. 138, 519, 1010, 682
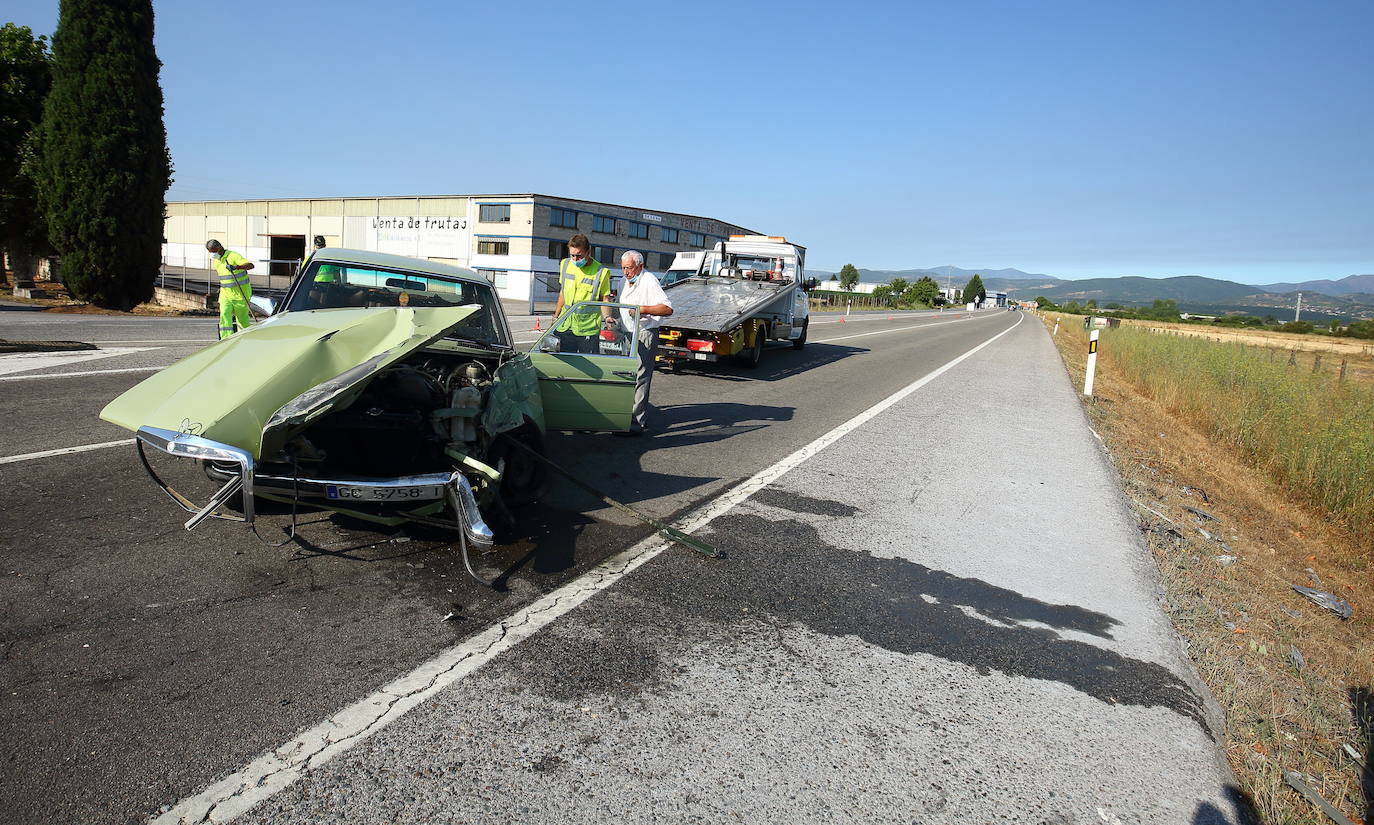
0, 306, 1247, 824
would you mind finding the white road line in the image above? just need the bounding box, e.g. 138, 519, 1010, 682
87, 340, 209, 345
0, 366, 164, 381
0, 346, 156, 376
0, 439, 134, 465
151, 312, 1025, 825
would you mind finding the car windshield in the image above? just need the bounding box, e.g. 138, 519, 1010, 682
286, 261, 509, 347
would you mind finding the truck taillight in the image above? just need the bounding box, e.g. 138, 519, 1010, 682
686, 339, 714, 352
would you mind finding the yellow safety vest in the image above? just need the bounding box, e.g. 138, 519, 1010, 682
302, 251, 341, 283
212, 250, 253, 302
555, 257, 610, 336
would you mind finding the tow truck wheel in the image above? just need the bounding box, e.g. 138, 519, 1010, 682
792, 318, 808, 350
741, 323, 765, 368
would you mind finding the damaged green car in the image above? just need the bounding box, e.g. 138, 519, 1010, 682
100, 249, 642, 565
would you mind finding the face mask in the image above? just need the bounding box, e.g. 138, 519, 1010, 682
573, 257, 586, 267
212, 251, 222, 259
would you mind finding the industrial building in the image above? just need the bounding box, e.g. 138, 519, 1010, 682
161, 193, 754, 301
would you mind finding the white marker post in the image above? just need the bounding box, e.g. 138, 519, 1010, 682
1053, 321, 1059, 336
1084, 329, 1100, 397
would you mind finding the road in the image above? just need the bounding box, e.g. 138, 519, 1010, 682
0, 306, 1248, 824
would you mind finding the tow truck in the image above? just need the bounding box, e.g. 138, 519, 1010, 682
656, 235, 817, 369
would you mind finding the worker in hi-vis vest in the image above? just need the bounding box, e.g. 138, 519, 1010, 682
303, 234, 342, 283
206, 239, 254, 339
552, 233, 613, 353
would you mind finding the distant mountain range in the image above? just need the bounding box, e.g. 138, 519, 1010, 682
803, 266, 1374, 320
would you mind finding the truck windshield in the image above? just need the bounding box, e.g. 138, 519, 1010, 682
286, 262, 509, 347
717, 255, 793, 281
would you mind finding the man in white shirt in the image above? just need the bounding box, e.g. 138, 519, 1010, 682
615, 250, 673, 436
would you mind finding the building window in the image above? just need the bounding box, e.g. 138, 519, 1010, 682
593, 245, 616, 265
593, 215, 616, 234
550, 207, 578, 228
479, 204, 510, 223
547, 240, 569, 260
687, 231, 706, 247
660, 227, 679, 244
477, 239, 509, 255
658, 252, 677, 271
626, 221, 649, 240
482, 270, 508, 289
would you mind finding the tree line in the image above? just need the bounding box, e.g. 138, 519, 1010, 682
828, 264, 987, 309
0, 0, 170, 310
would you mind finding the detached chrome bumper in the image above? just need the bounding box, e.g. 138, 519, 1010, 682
133, 426, 493, 547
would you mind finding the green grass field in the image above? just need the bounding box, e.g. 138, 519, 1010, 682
1101, 325, 1374, 544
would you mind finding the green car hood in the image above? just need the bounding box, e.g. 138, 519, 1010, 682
100, 306, 480, 460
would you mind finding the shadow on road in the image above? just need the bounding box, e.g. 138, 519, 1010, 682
623, 505, 1210, 729
662, 341, 869, 383
1190, 786, 1260, 824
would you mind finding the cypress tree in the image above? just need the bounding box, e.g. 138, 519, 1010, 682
962, 273, 986, 305
33, 0, 171, 310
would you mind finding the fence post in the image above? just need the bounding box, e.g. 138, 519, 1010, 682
1084, 329, 1100, 397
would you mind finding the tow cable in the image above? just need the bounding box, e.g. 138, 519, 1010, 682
500, 433, 722, 560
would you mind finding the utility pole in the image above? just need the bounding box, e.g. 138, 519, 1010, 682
1295, 292, 1302, 322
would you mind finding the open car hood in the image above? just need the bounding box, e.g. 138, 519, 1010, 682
100, 306, 480, 460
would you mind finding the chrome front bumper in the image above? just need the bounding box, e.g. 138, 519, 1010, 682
134, 426, 493, 547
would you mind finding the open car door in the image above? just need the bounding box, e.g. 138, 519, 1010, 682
527, 301, 639, 432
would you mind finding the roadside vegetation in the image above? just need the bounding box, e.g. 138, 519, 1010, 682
1043, 313, 1374, 824
1039, 296, 1374, 340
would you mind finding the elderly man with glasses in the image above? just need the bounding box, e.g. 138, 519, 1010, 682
615, 250, 674, 436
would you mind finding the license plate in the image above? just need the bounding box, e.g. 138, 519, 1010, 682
325, 484, 443, 501
694, 353, 709, 360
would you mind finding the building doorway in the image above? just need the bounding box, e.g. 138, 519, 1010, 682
268, 235, 306, 284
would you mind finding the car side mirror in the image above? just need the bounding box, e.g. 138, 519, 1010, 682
249, 295, 278, 316
538, 336, 561, 353
803, 278, 820, 292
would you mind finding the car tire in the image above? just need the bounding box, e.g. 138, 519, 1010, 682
487, 422, 549, 507
791, 318, 808, 350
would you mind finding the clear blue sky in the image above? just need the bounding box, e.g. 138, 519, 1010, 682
8, 0, 1372, 284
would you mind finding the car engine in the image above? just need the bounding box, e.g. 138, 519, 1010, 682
289, 357, 496, 476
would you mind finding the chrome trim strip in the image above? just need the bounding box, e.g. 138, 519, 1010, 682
136, 426, 255, 525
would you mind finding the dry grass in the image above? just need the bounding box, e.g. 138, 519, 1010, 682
1044, 315, 1374, 824
3, 278, 186, 315
1122, 319, 1374, 381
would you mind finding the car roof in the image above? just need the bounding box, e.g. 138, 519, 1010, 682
311, 248, 489, 283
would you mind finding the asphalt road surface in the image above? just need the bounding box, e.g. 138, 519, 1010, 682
0, 305, 1249, 824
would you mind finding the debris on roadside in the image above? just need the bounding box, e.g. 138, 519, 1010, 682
1289, 645, 1305, 672
1341, 743, 1365, 768
1184, 506, 1218, 522
1195, 527, 1233, 552
1291, 585, 1353, 620
1180, 484, 1211, 503
1282, 770, 1359, 825
1214, 555, 1236, 566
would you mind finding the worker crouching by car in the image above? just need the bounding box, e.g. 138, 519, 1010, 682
616, 250, 673, 436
